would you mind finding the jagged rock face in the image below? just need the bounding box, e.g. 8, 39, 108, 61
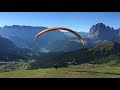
88, 23, 118, 40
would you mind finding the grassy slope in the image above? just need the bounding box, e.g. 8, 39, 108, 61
1, 64, 120, 78
30, 41, 120, 69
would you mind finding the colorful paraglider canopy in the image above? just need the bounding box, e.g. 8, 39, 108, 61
34, 27, 85, 45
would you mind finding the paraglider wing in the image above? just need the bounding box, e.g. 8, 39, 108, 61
34, 27, 85, 45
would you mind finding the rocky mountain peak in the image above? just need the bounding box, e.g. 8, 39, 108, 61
88, 23, 118, 40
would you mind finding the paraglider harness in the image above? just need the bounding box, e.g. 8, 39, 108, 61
54, 64, 58, 70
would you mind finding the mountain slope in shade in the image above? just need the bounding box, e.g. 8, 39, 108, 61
0, 36, 34, 61
0, 35, 17, 53
46, 37, 94, 52
30, 41, 120, 68
64, 32, 88, 38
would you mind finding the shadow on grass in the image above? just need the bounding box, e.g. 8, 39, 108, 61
73, 71, 120, 75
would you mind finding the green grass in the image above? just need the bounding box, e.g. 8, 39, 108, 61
0, 64, 120, 78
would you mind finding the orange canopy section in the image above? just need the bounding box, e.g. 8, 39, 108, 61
34, 27, 85, 45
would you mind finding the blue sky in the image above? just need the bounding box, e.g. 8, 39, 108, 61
0, 12, 120, 32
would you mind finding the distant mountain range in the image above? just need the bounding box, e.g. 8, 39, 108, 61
0, 23, 120, 53
0, 25, 68, 52
47, 23, 120, 52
